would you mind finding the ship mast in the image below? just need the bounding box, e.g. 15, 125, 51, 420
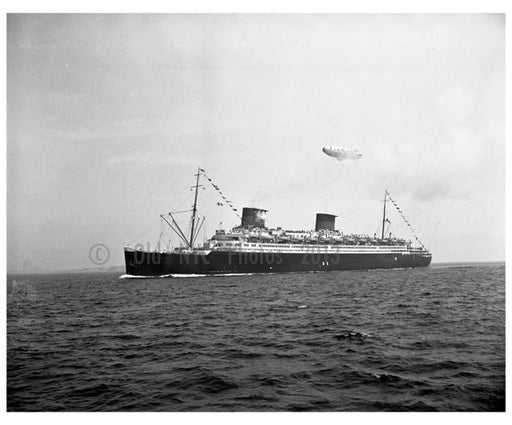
189, 167, 201, 248
381, 190, 387, 239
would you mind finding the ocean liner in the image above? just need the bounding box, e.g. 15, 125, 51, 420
123, 168, 431, 277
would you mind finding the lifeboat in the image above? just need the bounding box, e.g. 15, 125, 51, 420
343, 237, 355, 245
290, 235, 304, 243
307, 232, 319, 242
259, 232, 273, 241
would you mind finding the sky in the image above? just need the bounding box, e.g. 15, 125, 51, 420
7, 14, 505, 271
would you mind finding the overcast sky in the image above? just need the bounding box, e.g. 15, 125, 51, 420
7, 14, 504, 271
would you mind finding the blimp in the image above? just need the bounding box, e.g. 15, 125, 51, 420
322, 145, 363, 162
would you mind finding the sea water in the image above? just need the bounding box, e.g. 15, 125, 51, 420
7, 262, 505, 411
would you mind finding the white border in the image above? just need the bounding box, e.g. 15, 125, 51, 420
2, 2, 510, 425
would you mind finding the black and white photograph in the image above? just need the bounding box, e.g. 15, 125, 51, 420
5, 9, 507, 414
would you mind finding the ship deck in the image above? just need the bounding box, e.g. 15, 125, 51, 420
126, 242, 430, 256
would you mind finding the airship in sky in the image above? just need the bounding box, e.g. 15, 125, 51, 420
322, 145, 363, 162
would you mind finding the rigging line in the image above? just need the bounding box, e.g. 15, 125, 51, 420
202, 171, 241, 219
374, 202, 384, 236
168, 213, 190, 246
168, 185, 193, 212
189, 168, 202, 248
160, 218, 172, 251
125, 219, 162, 247
192, 217, 206, 246
169, 191, 194, 214
161, 219, 174, 251
157, 228, 164, 249
161, 214, 189, 247
202, 217, 208, 244
387, 192, 424, 247
381, 190, 388, 239
385, 222, 392, 238
166, 227, 172, 251
170, 209, 193, 214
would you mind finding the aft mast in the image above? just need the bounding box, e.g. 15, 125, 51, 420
381, 190, 389, 239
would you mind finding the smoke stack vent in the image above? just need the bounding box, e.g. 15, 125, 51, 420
315, 213, 337, 231
241, 207, 268, 228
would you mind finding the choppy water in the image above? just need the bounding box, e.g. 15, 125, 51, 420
7, 263, 505, 411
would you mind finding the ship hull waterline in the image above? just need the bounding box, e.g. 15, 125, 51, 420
124, 249, 432, 277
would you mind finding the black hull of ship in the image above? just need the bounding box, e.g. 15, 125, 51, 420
124, 249, 432, 277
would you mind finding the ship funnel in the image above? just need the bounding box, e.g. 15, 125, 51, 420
315, 213, 337, 231
241, 207, 268, 228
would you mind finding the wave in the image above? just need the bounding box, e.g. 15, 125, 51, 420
167, 366, 239, 395
118, 274, 174, 279
8, 264, 505, 412
334, 331, 375, 340
119, 273, 257, 279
